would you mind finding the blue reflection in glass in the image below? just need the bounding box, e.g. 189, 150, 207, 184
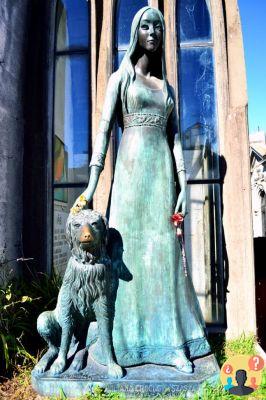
54, 55, 89, 183
114, 50, 126, 149
56, 0, 89, 51
117, 50, 126, 67
179, 48, 218, 178
184, 183, 224, 323
178, 0, 212, 43
116, 0, 148, 48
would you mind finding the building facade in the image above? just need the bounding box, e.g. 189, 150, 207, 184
251, 147, 266, 238
0, 0, 256, 340
250, 133, 266, 349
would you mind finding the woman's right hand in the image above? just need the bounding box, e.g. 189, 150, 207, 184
70, 190, 90, 215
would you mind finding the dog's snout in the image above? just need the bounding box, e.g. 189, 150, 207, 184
83, 232, 91, 241
79, 225, 94, 243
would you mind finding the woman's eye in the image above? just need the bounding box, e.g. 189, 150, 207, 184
155, 25, 162, 31
141, 24, 149, 30
74, 223, 81, 228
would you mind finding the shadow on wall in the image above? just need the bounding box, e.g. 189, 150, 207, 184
220, 155, 229, 329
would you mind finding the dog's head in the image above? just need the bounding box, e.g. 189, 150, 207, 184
66, 209, 108, 261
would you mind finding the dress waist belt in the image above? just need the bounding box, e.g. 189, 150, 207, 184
123, 113, 167, 129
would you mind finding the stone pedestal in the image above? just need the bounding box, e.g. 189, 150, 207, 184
32, 354, 220, 398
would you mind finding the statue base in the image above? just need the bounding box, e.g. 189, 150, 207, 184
31, 354, 220, 398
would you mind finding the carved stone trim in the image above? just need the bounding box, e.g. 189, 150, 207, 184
123, 113, 167, 129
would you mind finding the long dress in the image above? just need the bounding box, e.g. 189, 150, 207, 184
90, 78, 211, 367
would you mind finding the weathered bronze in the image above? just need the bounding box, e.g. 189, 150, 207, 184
34, 209, 123, 379
73, 6, 211, 374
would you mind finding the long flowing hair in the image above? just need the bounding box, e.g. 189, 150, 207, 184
117, 6, 174, 114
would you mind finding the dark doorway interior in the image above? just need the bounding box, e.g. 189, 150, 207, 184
254, 237, 266, 350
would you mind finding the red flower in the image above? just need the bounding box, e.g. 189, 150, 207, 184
171, 213, 184, 225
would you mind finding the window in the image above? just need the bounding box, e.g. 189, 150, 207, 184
177, 0, 224, 324
53, 0, 91, 274
115, 0, 149, 64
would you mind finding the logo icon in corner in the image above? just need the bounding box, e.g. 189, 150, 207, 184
220, 355, 264, 396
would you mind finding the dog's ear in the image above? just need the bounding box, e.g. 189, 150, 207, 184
102, 216, 109, 232
65, 214, 73, 249
101, 216, 109, 246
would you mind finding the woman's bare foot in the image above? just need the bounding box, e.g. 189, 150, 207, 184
173, 351, 193, 374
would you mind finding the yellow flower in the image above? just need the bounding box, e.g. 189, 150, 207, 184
70, 195, 88, 215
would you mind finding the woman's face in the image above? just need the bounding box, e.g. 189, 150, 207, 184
138, 9, 163, 53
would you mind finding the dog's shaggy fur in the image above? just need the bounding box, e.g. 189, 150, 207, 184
34, 209, 123, 378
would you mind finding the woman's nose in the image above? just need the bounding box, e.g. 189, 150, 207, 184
148, 25, 155, 35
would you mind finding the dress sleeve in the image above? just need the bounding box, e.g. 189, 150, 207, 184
89, 72, 121, 170
167, 97, 186, 174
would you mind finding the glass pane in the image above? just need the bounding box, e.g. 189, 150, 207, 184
113, 50, 126, 153
56, 0, 89, 51
54, 55, 90, 183
53, 187, 86, 275
184, 184, 224, 324
116, 0, 148, 48
179, 47, 219, 179
117, 50, 126, 67
178, 0, 212, 43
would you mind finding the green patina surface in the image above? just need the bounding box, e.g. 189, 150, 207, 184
90, 7, 210, 367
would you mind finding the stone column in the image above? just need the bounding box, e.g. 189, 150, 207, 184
222, 0, 257, 338
0, 1, 30, 279
93, 0, 115, 215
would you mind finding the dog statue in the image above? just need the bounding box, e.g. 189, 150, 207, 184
34, 209, 123, 379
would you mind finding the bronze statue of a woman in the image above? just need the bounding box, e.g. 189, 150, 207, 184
73, 6, 211, 374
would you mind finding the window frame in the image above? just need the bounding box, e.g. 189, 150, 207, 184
175, 0, 226, 329
176, 0, 225, 328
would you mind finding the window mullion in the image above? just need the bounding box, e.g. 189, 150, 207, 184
148, 0, 159, 7
55, 48, 89, 57
163, 0, 179, 96
180, 41, 214, 49
53, 182, 88, 188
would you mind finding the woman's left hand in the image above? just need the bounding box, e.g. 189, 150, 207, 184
175, 189, 187, 217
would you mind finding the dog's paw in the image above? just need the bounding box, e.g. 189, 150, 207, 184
50, 357, 66, 375
108, 362, 123, 379
33, 349, 58, 375
70, 349, 88, 372
70, 358, 83, 372
33, 360, 48, 375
